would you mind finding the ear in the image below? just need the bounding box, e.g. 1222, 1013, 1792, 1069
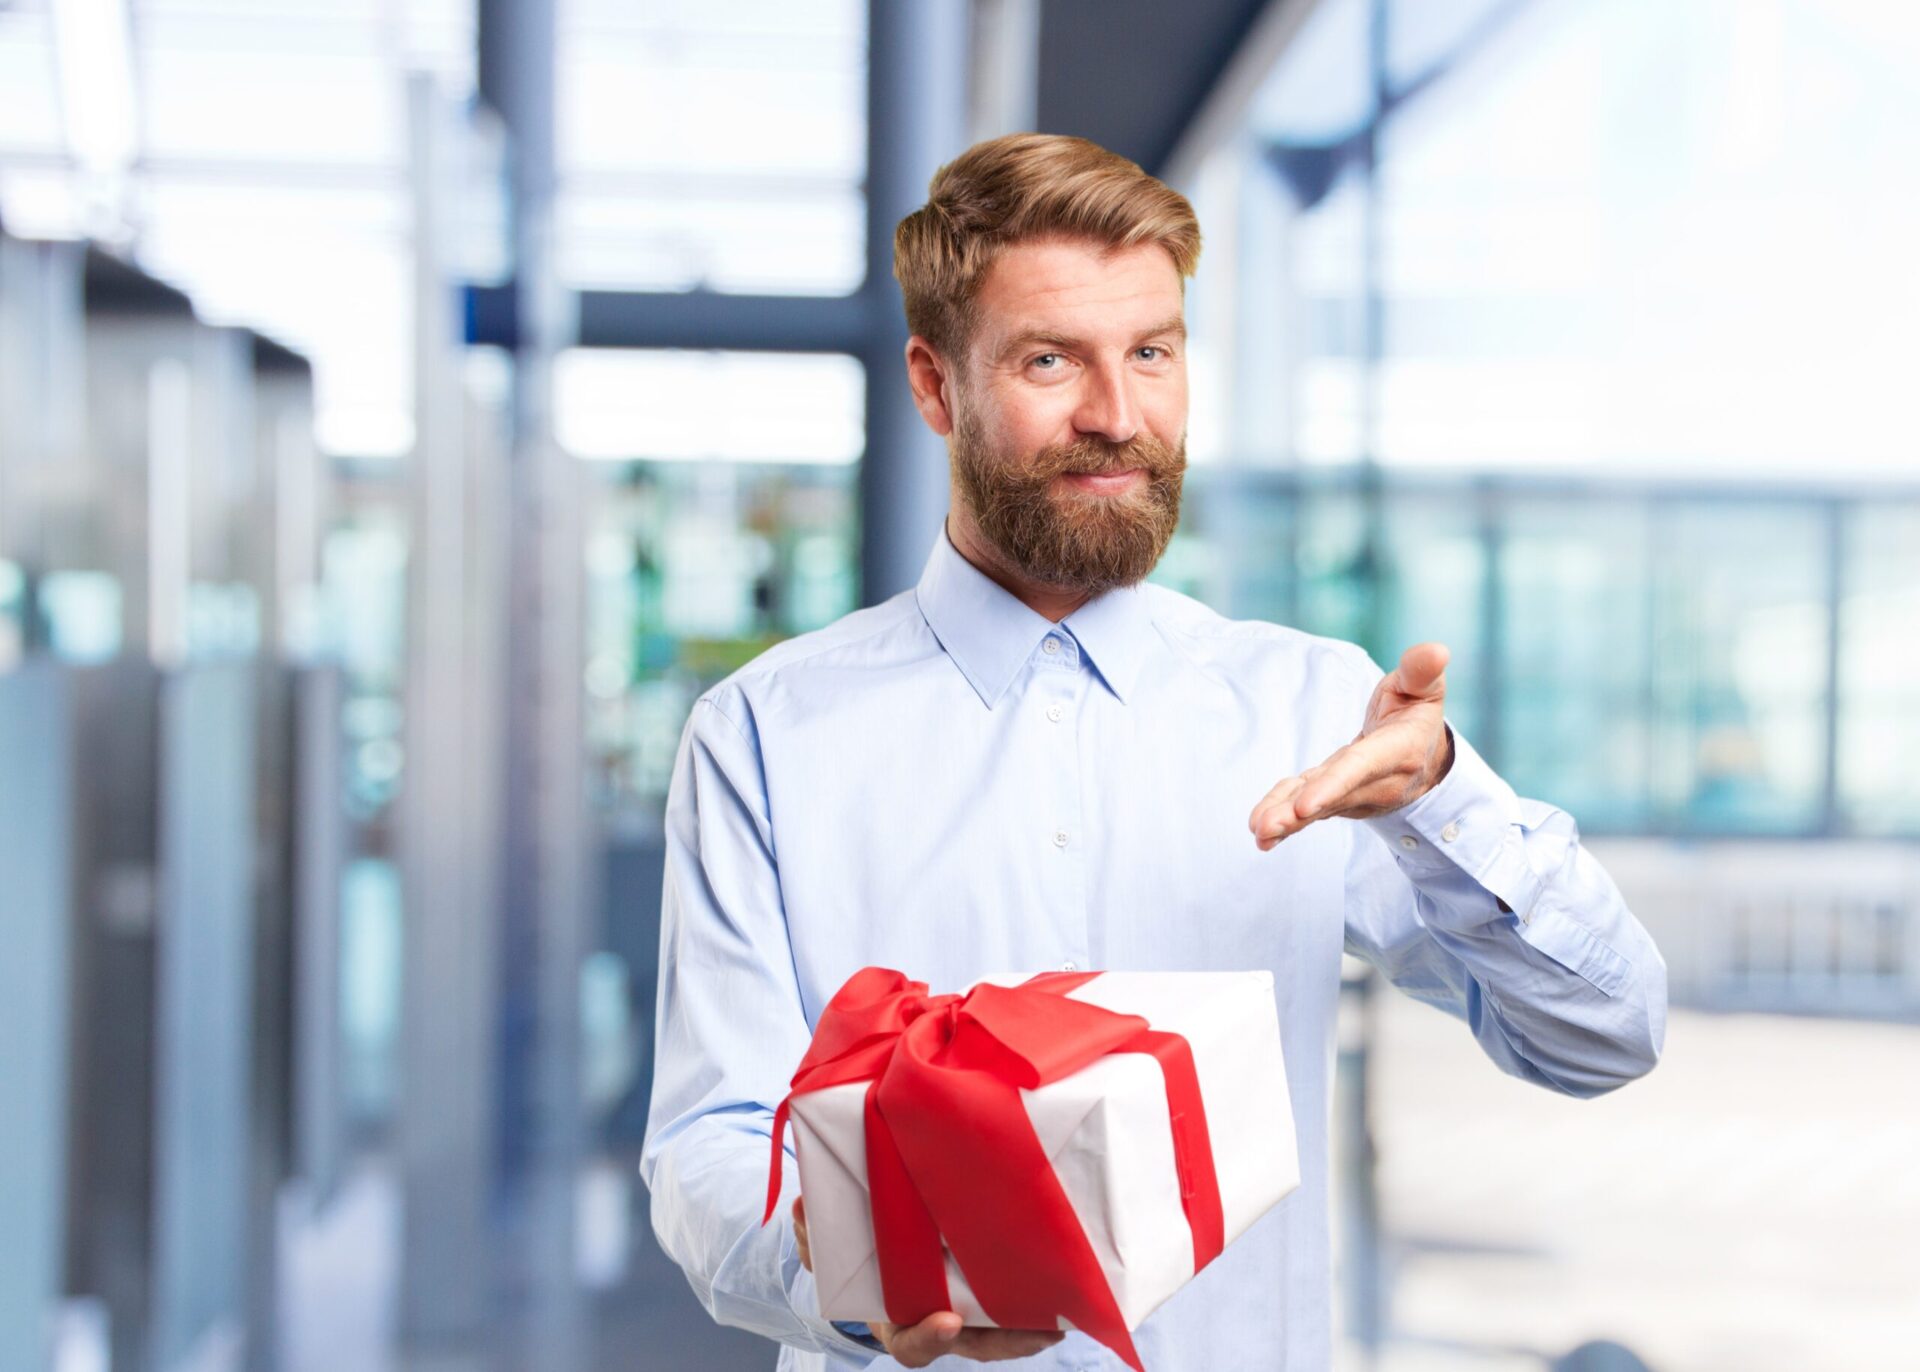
904, 334, 959, 438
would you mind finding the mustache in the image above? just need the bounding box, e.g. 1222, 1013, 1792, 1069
1029, 432, 1187, 482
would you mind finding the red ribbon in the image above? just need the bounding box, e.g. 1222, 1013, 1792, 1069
763, 967, 1224, 1372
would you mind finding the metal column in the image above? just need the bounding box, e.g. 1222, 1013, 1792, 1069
969, 0, 1040, 142
397, 73, 506, 1355
480, 0, 591, 1366
859, 0, 971, 605
0, 663, 75, 1372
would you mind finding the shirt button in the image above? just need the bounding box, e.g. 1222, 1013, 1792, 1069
1397, 834, 1419, 851
1060, 961, 1077, 972
1042, 637, 1061, 655
1053, 830, 1069, 848
1046, 703, 1064, 723
1440, 820, 1461, 843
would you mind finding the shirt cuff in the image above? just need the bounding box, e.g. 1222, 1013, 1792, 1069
832, 1321, 886, 1351
1359, 722, 1538, 917
786, 1230, 885, 1363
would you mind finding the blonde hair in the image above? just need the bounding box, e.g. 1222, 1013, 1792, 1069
893, 133, 1202, 365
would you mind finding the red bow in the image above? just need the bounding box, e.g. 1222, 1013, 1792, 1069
764, 967, 1225, 1371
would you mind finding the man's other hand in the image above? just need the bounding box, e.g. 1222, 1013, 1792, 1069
1249, 640, 1455, 849
792, 1196, 1067, 1365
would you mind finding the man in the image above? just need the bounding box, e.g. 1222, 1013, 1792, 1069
642, 133, 1665, 1370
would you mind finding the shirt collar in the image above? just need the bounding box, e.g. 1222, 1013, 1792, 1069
914, 523, 1160, 709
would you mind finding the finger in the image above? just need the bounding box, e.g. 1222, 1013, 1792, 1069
790, 1196, 810, 1272
885, 1312, 964, 1366
1391, 641, 1449, 699
951, 1327, 1068, 1361
1254, 739, 1381, 843
1293, 733, 1401, 819
1248, 774, 1307, 838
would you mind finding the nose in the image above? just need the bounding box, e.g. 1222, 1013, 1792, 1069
1071, 357, 1140, 445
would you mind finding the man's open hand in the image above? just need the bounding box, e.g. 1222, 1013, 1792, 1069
792, 1196, 1066, 1366
1249, 641, 1455, 849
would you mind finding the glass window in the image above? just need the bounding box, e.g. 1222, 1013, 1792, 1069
38, 569, 122, 664
1386, 0, 1520, 91
1498, 494, 1655, 829
1168, 474, 1298, 624
563, 349, 864, 818
1183, 0, 1920, 841
0, 5, 66, 158
554, 348, 863, 464
0, 1, 476, 455
1292, 484, 1373, 648
0, 559, 23, 669
1377, 490, 1488, 743
1647, 502, 1830, 833
1374, 0, 1920, 479
1187, 145, 1372, 471
557, 0, 866, 295
322, 503, 410, 822
1838, 505, 1920, 835
583, 461, 858, 816
1247, 0, 1375, 145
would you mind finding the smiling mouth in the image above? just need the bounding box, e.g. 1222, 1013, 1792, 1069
1058, 468, 1146, 492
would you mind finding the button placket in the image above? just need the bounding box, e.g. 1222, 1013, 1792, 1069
1037, 638, 1091, 976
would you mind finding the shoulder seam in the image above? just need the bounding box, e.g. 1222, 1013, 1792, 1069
695, 692, 755, 747
705, 595, 923, 697
1146, 597, 1381, 691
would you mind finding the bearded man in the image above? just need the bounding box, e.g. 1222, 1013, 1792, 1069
642, 133, 1666, 1371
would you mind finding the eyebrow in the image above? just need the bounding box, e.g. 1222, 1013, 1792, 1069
993, 314, 1187, 362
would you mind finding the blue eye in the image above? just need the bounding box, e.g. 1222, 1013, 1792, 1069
1137, 346, 1166, 362
1031, 353, 1062, 370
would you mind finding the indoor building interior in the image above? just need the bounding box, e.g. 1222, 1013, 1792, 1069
1, 2, 1916, 1370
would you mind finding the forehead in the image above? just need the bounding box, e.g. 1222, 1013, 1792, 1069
971, 237, 1184, 354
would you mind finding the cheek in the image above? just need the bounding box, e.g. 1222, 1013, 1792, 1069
990, 393, 1075, 454
1145, 380, 1189, 447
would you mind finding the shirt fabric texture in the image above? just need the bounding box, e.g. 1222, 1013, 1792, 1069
641, 526, 1668, 1371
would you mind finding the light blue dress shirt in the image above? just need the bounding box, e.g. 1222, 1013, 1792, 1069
642, 526, 1667, 1371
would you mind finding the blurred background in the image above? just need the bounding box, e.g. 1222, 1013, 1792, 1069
0, 1, 1915, 1370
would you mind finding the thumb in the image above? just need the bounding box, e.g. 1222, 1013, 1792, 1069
888, 1313, 963, 1365
1391, 641, 1449, 699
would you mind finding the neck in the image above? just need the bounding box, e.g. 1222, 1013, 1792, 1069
944, 505, 1092, 624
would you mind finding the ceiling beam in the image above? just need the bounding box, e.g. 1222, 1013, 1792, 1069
1034, 0, 1287, 180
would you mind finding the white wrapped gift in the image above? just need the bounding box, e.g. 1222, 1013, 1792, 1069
790, 969, 1298, 1331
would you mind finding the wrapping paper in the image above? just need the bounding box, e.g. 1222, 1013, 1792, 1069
782, 969, 1298, 1358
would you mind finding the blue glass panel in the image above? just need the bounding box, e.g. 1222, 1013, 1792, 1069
1838, 505, 1920, 835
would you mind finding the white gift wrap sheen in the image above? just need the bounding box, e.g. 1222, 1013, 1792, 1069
790, 970, 1299, 1331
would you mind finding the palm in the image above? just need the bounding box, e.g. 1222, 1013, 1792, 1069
1249, 641, 1453, 846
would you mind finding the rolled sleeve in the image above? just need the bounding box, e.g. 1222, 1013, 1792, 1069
1360, 723, 1635, 999
1361, 722, 1520, 886
1336, 648, 1668, 1096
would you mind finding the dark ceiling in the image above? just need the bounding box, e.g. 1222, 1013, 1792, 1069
1035, 0, 1277, 175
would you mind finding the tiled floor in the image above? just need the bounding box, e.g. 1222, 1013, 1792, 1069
1348, 997, 1920, 1371
279, 1159, 773, 1372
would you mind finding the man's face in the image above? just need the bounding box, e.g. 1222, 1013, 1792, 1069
948, 236, 1189, 594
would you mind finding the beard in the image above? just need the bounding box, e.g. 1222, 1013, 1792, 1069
949, 401, 1186, 596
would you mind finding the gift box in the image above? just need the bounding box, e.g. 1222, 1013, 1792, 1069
763, 967, 1298, 1370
